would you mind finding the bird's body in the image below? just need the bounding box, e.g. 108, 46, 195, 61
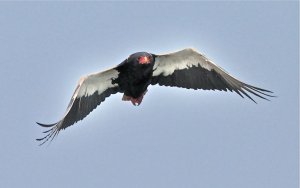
113, 52, 155, 105
37, 48, 274, 145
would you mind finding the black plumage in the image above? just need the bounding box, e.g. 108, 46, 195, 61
113, 52, 155, 98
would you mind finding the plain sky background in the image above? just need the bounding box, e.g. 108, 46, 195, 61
0, 2, 298, 188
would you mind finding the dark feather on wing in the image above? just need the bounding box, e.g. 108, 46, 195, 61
151, 65, 274, 103
36, 87, 119, 145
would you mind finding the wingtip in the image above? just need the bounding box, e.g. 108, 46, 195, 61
36, 126, 59, 146
36, 122, 59, 146
242, 85, 275, 103
36, 122, 57, 127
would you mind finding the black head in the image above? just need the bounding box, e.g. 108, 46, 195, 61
127, 52, 155, 65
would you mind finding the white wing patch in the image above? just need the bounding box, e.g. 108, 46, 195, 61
77, 68, 119, 97
153, 48, 217, 77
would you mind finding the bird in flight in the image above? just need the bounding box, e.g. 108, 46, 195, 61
36, 48, 274, 145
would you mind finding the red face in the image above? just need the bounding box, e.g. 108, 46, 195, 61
138, 56, 150, 64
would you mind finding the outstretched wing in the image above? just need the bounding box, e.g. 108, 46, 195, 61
37, 68, 120, 145
151, 48, 274, 102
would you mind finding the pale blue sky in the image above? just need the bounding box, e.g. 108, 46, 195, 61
0, 2, 298, 188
